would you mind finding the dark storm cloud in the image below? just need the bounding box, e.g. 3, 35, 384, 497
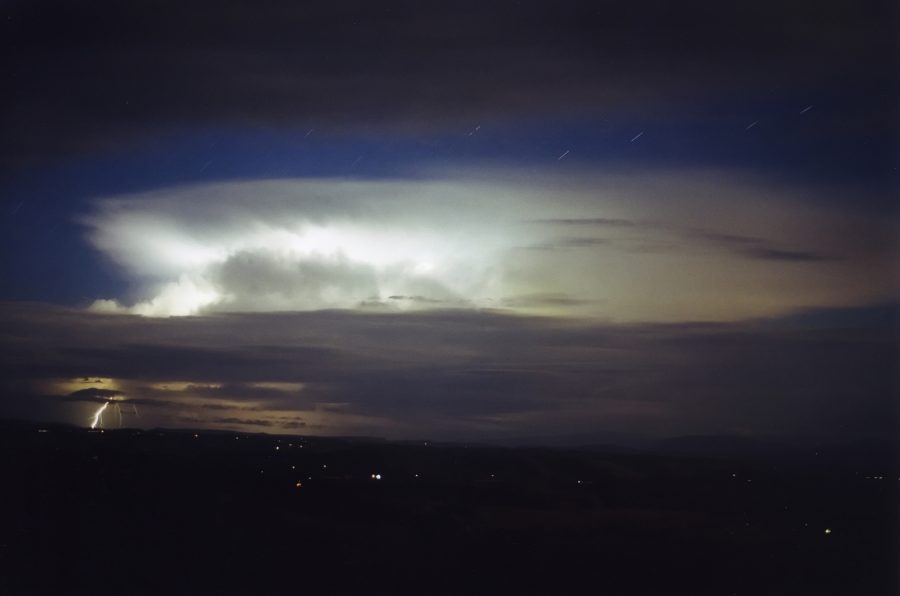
387, 295, 447, 304
122, 383, 302, 410
24, 344, 343, 385
685, 230, 836, 262
2, 0, 896, 166
0, 301, 894, 440
121, 398, 242, 412
738, 247, 833, 262
213, 417, 276, 428
62, 387, 123, 403
529, 218, 837, 262
533, 218, 638, 228
500, 293, 597, 308
521, 237, 611, 251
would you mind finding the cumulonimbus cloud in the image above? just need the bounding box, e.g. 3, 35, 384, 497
81, 169, 894, 320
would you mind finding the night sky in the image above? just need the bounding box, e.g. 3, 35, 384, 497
1, 0, 897, 442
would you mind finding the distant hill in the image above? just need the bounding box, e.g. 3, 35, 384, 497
653, 433, 899, 470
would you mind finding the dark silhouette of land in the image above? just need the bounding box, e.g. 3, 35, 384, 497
0, 420, 896, 595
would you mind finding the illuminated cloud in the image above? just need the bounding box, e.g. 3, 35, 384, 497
83, 178, 517, 315
82, 170, 894, 321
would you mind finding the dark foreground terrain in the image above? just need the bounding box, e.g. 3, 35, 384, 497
0, 421, 896, 595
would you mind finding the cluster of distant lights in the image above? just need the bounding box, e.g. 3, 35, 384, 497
61, 427, 888, 541
256, 440, 846, 539
68, 428, 900, 486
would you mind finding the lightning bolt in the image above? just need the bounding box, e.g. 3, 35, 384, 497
90, 402, 109, 429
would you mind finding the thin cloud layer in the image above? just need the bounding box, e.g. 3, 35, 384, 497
4, 1, 895, 166
0, 302, 894, 442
